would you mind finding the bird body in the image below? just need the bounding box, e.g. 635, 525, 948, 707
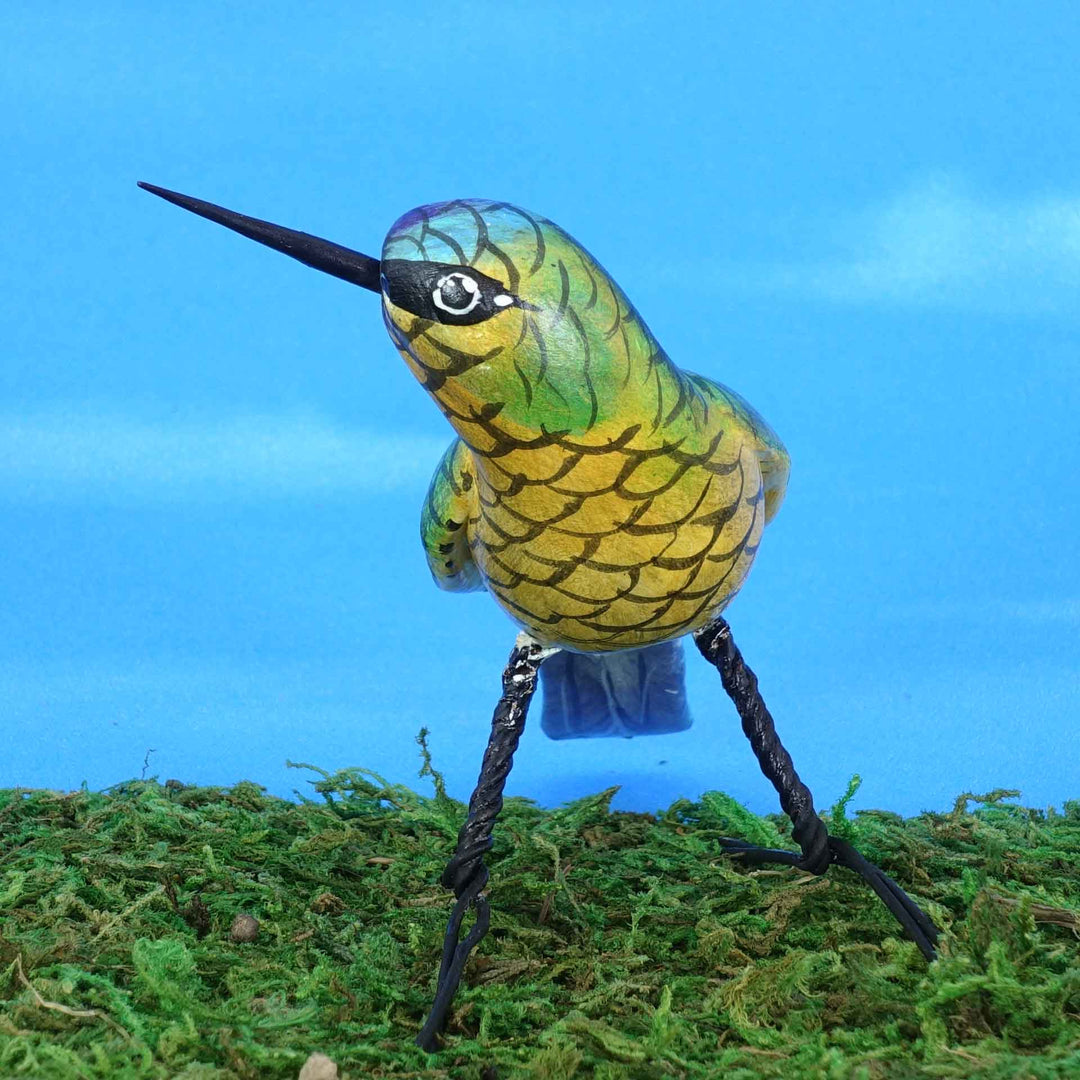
385, 199, 790, 653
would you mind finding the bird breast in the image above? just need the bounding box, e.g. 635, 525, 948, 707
465, 429, 766, 652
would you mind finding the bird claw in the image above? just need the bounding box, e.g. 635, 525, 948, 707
826, 837, 939, 960
717, 834, 939, 962
718, 836, 803, 866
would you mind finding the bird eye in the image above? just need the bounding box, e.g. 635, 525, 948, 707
432, 272, 481, 316
381, 259, 527, 325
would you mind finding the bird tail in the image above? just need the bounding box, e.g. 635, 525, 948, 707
539, 639, 693, 740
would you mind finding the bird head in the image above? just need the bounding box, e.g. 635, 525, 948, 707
139, 185, 661, 438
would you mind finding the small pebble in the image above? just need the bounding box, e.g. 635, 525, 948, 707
298, 1052, 339, 1080
229, 913, 260, 943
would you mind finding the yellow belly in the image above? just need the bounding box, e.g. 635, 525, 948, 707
467, 439, 765, 652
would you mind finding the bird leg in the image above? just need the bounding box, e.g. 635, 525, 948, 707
416, 633, 557, 1051
693, 617, 939, 961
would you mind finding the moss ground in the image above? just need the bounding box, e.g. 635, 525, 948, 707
1, 737, 1078, 1079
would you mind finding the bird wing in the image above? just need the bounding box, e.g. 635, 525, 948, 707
688, 373, 791, 525
421, 438, 484, 592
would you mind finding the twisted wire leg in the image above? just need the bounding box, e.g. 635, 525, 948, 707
693, 618, 938, 961
416, 634, 556, 1051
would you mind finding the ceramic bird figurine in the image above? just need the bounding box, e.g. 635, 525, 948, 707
139, 183, 938, 1050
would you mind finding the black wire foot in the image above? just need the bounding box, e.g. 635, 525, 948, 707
694, 618, 939, 962
415, 634, 555, 1052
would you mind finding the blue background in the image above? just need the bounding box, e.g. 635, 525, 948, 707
2, 3, 1077, 818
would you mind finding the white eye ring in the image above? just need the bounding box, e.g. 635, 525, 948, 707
433, 272, 481, 315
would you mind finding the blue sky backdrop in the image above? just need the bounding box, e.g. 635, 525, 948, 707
2, 3, 1077, 817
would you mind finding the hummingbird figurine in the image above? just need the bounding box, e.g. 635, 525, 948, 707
139, 182, 939, 1050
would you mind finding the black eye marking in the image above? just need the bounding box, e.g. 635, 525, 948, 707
381, 259, 531, 326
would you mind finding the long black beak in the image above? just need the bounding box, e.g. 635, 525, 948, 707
138, 182, 381, 294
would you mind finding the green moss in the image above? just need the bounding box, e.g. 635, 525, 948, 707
1, 754, 1078, 1079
